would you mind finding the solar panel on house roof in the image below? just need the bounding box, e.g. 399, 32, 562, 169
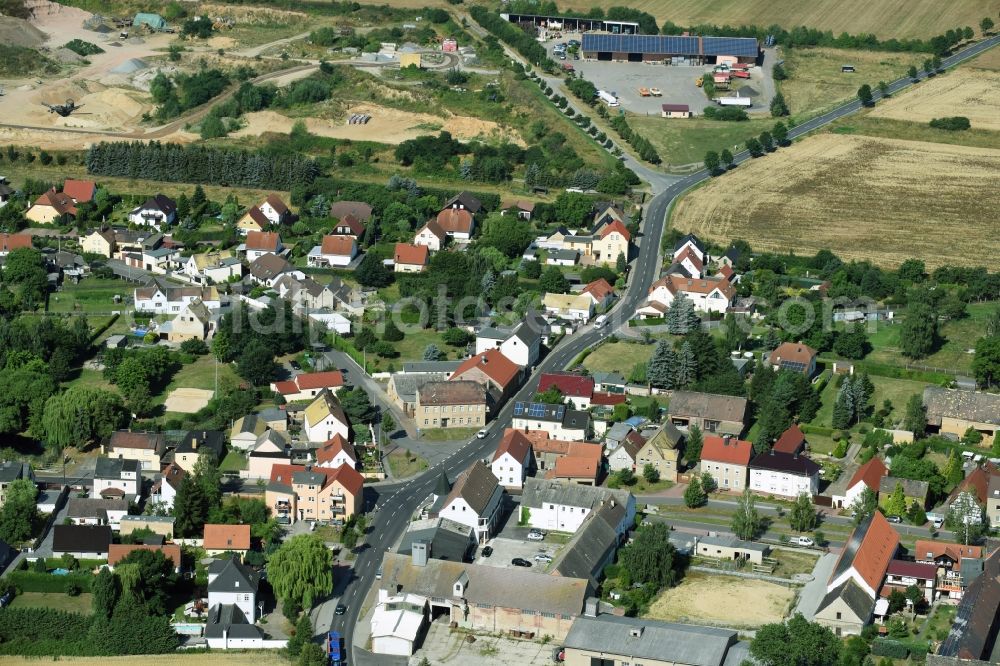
781, 361, 807, 373
529, 403, 547, 418
513, 402, 526, 416
581, 33, 757, 58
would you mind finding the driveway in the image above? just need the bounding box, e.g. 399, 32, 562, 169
794, 551, 838, 620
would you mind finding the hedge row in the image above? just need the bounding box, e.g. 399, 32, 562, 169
9, 571, 94, 594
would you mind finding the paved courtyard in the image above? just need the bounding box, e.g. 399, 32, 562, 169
793, 551, 839, 620
474, 536, 562, 572
410, 617, 560, 666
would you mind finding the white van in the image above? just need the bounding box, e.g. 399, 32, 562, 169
594, 314, 608, 329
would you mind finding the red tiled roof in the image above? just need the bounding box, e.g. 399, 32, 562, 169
160, 462, 186, 492
34, 188, 77, 216
272, 380, 298, 395
0, 233, 32, 252
63, 179, 95, 203
914, 540, 984, 570
109, 543, 181, 567
452, 348, 520, 390
320, 234, 356, 256
773, 424, 806, 454
841, 512, 900, 593
718, 264, 735, 279
582, 278, 615, 302
294, 371, 345, 391
203, 523, 251, 551
538, 372, 594, 399
494, 429, 533, 464
591, 392, 627, 406
316, 434, 356, 465
953, 463, 999, 504
269, 462, 364, 497
394, 242, 429, 266
848, 457, 888, 492
599, 219, 631, 242
246, 231, 280, 251
674, 245, 703, 271
771, 342, 818, 368
649, 274, 735, 299
701, 435, 753, 466
435, 208, 473, 234
553, 454, 599, 481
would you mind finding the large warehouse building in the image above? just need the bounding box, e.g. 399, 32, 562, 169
581, 34, 759, 65
501, 12, 640, 34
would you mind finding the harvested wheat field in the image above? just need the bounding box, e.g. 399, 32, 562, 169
234, 106, 524, 145
0, 655, 290, 666
647, 572, 794, 628
671, 133, 1000, 269
969, 47, 1000, 71
870, 69, 1000, 131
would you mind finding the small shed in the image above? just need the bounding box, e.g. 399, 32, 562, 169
105, 334, 128, 349
133, 13, 167, 31
661, 103, 691, 119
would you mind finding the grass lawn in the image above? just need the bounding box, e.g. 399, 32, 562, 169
66, 367, 117, 393
49, 278, 132, 314
830, 115, 1000, 151
770, 549, 820, 577
810, 371, 926, 429
419, 427, 478, 442
10, 591, 93, 614
583, 341, 653, 374
385, 448, 429, 478
917, 604, 957, 642
806, 432, 838, 456
629, 115, 778, 169
219, 450, 248, 472
614, 476, 675, 495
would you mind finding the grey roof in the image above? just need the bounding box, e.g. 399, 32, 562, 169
606, 422, 634, 442
564, 614, 738, 666
401, 360, 464, 374
549, 248, 579, 262
292, 470, 328, 486
664, 260, 695, 278
396, 518, 473, 562
204, 604, 263, 640
52, 525, 111, 554
879, 475, 930, 500
94, 457, 139, 479
591, 371, 626, 387
65, 497, 128, 520
379, 552, 588, 617
554, 501, 623, 583
700, 534, 768, 553
749, 450, 821, 477
512, 310, 547, 347
258, 407, 286, 424
522, 478, 631, 512
923, 386, 1000, 427
176, 430, 225, 458
120, 514, 175, 525
442, 461, 502, 517
723, 641, 754, 666
669, 390, 748, 423
562, 408, 591, 431
392, 373, 448, 402
816, 577, 875, 622
0, 461, 30, 483
476, 326, 509, 341
939, 548, 1000, 659
208, 556, 260, 594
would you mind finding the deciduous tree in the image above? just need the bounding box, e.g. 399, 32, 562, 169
268, 534, 335, 610
850, 486, 878, 525
731, 488, 761, 540
0, 478, 38, 543
789, 492, 817, 532
750, 613, 841, 666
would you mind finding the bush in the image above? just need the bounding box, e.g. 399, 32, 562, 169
702, 106, 749, 121
929, 116, 971, 131
9, 571, 93, 594
870, 639, 909, 659
832, 440, 848, 458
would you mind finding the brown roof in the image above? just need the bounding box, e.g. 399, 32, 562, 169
951, 463, 999, 505
581, 278, 614, 302
108, 543, 182, 567
668, 391, 747, 424
501, 199, 535, 212
701, 435, 753, 466
924, 386, 1000, 427
264, 194, 289, 215
494, 429, 533, 464
293, 371, 345, 391
435, 208, 474, 234
418, 380, 486, 406
847, 457, 888, 492
243, 206, 269, 228
770, 342, 818, 369
418, 219, 446, 240
334, 215, 365, 236
550, 442, 602, 481
674, 245, 703, 271
249, 253, 291, 281
661, 103, 690, 112
34, 188, 77, 216
444, 461, 500, 515
914, 539, 984, 569
160, 462, 186, 492
649, 274, 735, 299
109, 430, 165, 452
452, 349, 520, 390
316, 434, 356, 465
320, 234, 356, 256
203, 524, 251, 551
63, 179, 95, 203
329, 200, 372, 221
394, 242, 429, 266
246, 231, 280, 251
0, 233, 33, 252
832, 511, 900, 593
269, 463, 364, 497
772, 424, 806, 454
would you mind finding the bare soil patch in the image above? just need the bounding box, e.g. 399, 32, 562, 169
647, 571, 794, 628
671, 133, 1000, 268
163, 387, 214, 414
870, 69, 1000, 131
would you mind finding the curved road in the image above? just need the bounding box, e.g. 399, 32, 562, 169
331, 32, 1000, 664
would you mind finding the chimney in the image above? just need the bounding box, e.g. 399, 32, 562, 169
584, 597, 599, 617
723, 435, 731, 446
412, 540, 429, 567
630, 626, 644, 638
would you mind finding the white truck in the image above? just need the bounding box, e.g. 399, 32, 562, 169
597, 90, 619, 107
715, 96, 752, 107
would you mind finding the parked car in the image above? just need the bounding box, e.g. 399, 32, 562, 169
886, 515, 903, 524
477, 427, 490, 439
511, 558, 532, 567
527, 530, 545, 541
481, 546, 493, 558
335, 603, 347, 615
534, 553, 553, 563
790, 536, 814, 547
290, 360, 301, 370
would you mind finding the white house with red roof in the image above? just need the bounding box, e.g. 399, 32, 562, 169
538, 372, 595, 410
580, 278, 615, 310
492, 429, 534, 489
332, 215, 365, 238
414, 220, 446, 252
673, 234, 706, 262
673, 245, 704, 278
244, 231, 283, 262
646, 274, 735, 314
315, 434, 357, 470
259, 194, 291, 225
590, 219, 631, 266
0, 233, 33, 257
451, 348, 521, 405
393, 243, 429, 273
308, 235, 358, 267
700, 435, 753, 491
270, 371, 345, 402
435, 209, 475, 240
831, 457, 888, 509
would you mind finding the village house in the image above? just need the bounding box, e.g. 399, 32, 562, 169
537, 372, 595, 410
66, 497, 129, 530
26, 188, 78, 224
512, 401, 590, 441
128, 194, 177, 230
543, 292, 595, 322
246, 430, 291, 480
435, 208, 475, 240
393, 242, 429, 273
645, 274, 735, 314
266, 463, 364, 524
0, 233, 32, 257
394, 517, 475, 565
450, 348, 521, 406
473, 312, 546, 368
499, 199, 534, 220
552, 499, 627, 592
830, 457, 888, 509
815, 512, 899, 636
230, 414, 268, 451
580, 278, 616, 310
883, 559, 937, 604
52, 525, 112, 560
329, 201, 373, 225
79, 228, 118, 257
205, 556, 268, 649
491, 429, 534, 489
248, 254, 298, 287
413, 219, 447, 252
547, 248, 579, 267
270, 370, 345, 402
668, 391, 748, 436
429, 461, 504, 543
307, 235, 358, 268
749, 450, 821, 498
697, 534, 769, 565
331, 214, 365, 238
151, 463, 185, 510
302, 390, 350, 442
273, 274, 353, 312
660, 102, 692, 118
161, 298, 213, 342
315, 434, 357, 470
938, 549, 1000, 661
238, 195, 291, 234
914, 540, 984, 602
133, 282, 223, 314
767, 342, 819, 377
387, 372, 450, 416
172, 430, 226, 473
109, 543, 182, 572
183, 250, 242, 284
673, 233, 708, 263
106, 431, 166, 471
923, 386, 1000, 447
589, 219, 631, 265
203, 523, 251, 558
547, 441, 603, 486
441, 191, 482, 216
521, 478, 635, 535
416, 381, 489, 429
634, 423, 684, 482
606, 431, 644, 472
670, 245, 705, 278
243, 231, 283, 262
773, 424, 807, 454
0, 462, 32, 507
701, 435, 753, 491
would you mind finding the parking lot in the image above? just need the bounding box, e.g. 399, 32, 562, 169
475, 517, 564, 572
543, 33, 776, 116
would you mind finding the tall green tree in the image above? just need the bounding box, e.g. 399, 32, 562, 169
750, 613, 841, 666
900, 302, 937, 358
42, 385, 127, 450
618, 523, 677, 590
850, 486, 879, 525
684, 475, 707, 508
769, 91, 789, 117
789, 492, 817, 532
704, 151, 720, 174
92, 567, 121, 619
539, 266, 570, 294
972, 335, 1000, 387
883, 482, 907, 517
647, 340, 676, 389
731, 488, 761, 540
0, 478, 38, 543
194, 450, 223, 509
237, 339, 277, 385
268, 534, 335, 610
173, 474, 209, 537
903, 394, 927, 436
857, 84, 873, 106
685, 424, 703, 464
288, 613, 314, 657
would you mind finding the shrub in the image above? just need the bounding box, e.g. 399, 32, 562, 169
870, 639, 909, 659
9, 571, 93, 594
929, 116, 971, 131
832, 440, 849, 458
702, 106, 749, 121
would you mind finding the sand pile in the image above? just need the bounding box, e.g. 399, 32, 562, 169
0, 16, 47, 47
112, 58, 149, 74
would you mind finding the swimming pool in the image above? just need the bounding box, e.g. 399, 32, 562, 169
173, 623, 204, 636
51, 568, 70, 575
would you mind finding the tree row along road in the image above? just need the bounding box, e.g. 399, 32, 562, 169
332, 33, 1000, 664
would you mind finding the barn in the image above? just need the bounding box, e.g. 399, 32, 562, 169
501, 13, 639, 34
581, 34, 759, 65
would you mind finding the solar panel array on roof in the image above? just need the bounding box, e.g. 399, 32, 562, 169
581, 33, 758, 58
514, 402, 526, 416
780, 361, 807, 373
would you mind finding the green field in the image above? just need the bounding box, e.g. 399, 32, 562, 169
630, 116, 778, 169
812, 374, 927, 429
219, 450, 248, 473
582, 341, 653, 374
830, 115, 1000, 151
49, 278, 131, 314
10, 591, 93, 614
419, 427, 478, 442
